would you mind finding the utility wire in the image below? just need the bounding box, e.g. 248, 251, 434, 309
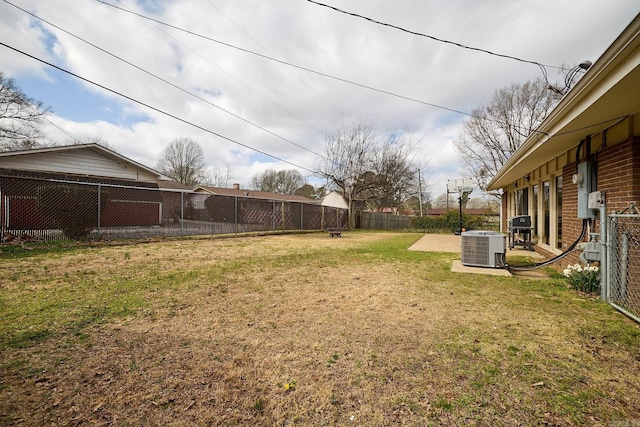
96, 0, 564, 138
305, 0, 564, 74
74, 1, 592, 142
203, 0, 344, 120
95, 0, 481, 119
24, 99, 84, 143
4, 0, 326, 161
43, 115, 83, 143
114, 0, 328, 148
0, 42, 318, 174
98, 0, 591, 142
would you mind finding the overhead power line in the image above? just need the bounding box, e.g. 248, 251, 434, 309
4, 0, 326, 160
112, 0, 328, 140
0, 42, 318, 174
305, 0, 564, 79
203, 0, 345, 119
95, 0, 557, 137
95, 0, 479, 118
88, 0, 567, 139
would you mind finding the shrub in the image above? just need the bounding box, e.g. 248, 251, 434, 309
410, 215, 445, 232
37, 185, 108, 240
563, 263, 600, 293
411, 211, 496, 233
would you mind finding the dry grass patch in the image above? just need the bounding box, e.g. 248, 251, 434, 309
1, 232, 639, 426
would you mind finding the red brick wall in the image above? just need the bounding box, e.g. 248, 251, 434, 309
552, 137, 640, 268
597, 137, 640, 212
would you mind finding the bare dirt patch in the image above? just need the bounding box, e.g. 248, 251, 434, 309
1, 232, 639, 426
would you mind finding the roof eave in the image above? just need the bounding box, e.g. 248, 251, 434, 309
487, 13, 640, 191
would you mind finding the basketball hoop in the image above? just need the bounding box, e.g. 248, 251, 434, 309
447, 178, 475, 235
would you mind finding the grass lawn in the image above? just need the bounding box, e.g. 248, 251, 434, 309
1, 232, 639, 426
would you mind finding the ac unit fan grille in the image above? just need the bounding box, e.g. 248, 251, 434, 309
460, 231, 505, 268
462, 236, 490, 266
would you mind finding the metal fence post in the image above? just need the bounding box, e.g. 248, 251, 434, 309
607, 212, 640, 324
97, 183, 101, 234
607, 216, 616, 303
281, 202, 285, 230
180, 191, 184, 236
300, 202, 303, 230
600, 194, 607, 301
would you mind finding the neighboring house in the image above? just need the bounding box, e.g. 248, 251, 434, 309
156, 178, 194, 222
194, 184, 327, 229
319, 190, 350, 229
195, 183, 318, 204
0, 143, 165, 181
0, 143, 182, 236
486, 14, 640, 261
320, 191, 349, 210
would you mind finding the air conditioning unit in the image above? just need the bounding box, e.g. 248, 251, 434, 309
461, 230, 506, 268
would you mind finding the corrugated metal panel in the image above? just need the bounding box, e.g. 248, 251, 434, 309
0, 148, 158, 182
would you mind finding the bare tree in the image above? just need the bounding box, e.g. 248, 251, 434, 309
316, 121, 423, 226
204, 164, 234, 188
432, 193, 457, 209
157, 137, 206, 188
372, 135, 420, 213
62, 136, 119, 152
455, 78, 561, 195
0, 72, 50, 151
250, 169, 304, 194
466, 196, 500, 211
294, 184, 326, 200
315, 122, 378, 227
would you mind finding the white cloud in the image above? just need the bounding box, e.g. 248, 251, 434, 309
2, 0, 638, 195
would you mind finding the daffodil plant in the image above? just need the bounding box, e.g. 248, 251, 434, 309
563, 263, 600, 293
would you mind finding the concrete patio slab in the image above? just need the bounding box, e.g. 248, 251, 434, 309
408, 233, 549, 278
450, 260, 511, 276
408, 233, 545, 258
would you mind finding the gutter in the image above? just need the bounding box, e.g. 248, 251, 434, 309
486, 14, 640, 191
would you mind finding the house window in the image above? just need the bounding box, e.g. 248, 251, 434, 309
543, 181, 550, 245
556, 176, 563, 249
515, 188, 528, 216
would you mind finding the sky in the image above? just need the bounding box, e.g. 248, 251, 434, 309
1, 0, 638, 198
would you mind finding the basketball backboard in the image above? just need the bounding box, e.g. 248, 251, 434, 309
447, 178, 474, 193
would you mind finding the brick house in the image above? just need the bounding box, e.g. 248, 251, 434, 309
486, 14, 640, 265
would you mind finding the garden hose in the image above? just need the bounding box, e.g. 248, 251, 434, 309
501, 219, 588, 272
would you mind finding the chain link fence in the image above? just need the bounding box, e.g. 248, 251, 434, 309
358, 211, 412, 230
607, 213, 640, 322
0, 175, 348, 242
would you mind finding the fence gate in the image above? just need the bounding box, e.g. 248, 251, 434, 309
607, 212, 640, 322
